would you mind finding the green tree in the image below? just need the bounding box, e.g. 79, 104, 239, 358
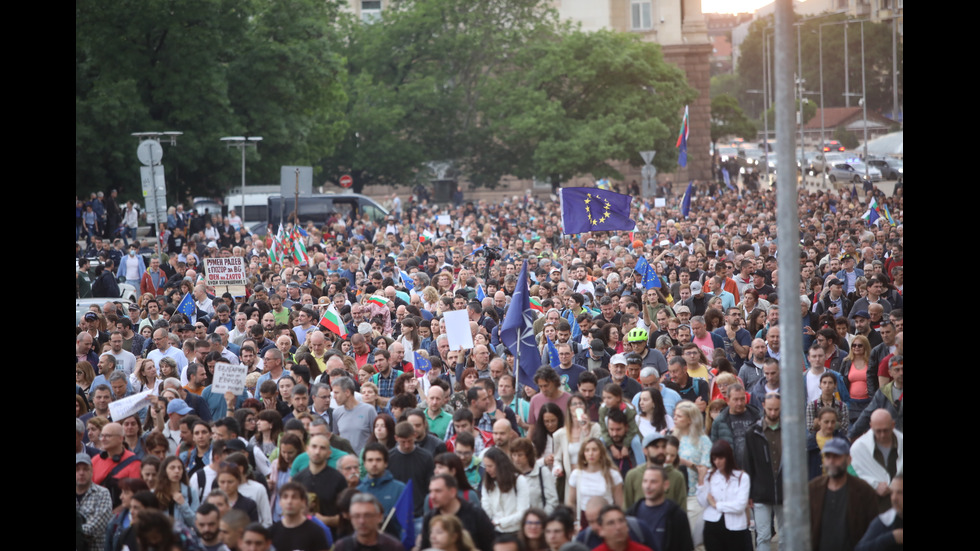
475, 29, 697, 187
736, 14, 902, 119
319, 0, 562, 191
76, 0, 348, 200
227, 0, 349, 188
710, 95, 757, 146
711, 73, 741, 100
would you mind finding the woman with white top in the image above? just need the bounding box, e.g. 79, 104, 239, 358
697, 440, 751, 551
481, 447, 530, 534
673, 400, 714, 547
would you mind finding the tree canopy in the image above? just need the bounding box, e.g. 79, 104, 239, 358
78, 0, 697, 197
710, 94, 757, 145
735, 14, 902, 120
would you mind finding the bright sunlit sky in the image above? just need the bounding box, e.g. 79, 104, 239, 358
701, 0, 775, 14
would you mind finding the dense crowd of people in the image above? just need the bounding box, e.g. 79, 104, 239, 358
76, 179, 904, 551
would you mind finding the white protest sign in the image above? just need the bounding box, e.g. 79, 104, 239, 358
444, 309, 474, 351
654, 197, 666, 208
212, 362, 248, 395
108, 390, 152, 421
205, 257, 248, 287
437, 214, 451, 226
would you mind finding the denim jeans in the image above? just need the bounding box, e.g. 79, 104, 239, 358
753, 502, 784, 550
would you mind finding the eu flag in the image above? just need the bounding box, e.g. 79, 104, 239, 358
475, 285, 486, 301
559, 187, 635, 235
635, 256, 662, 290
546, 337, 560, 368
681, 181, 693, 219
390, 479, 415, 550
414, 354, 432, 375
500, 260, 542, 390
400, 270, 414, 292
176, 292, 197, 324
564, 309, 582, 341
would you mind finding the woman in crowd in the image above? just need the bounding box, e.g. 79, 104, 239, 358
105, 477, 149, 551
130, 358, 160, 395
121, 414, 146, 460
154, 456, 196, 528
269, 433, 305, 522
807, 407, 849, 480
481, 447, 529, 534
87, 417, 109, 451
519, 508, 549, 551
636, 387, 673, 437
216, 463, 258, 522
805, 372, 850, 435
428, 515, 475, 551
449, 368, 480, 411
697, 440, 751, 551
140, 455, 161, 488
566, 437, 623, 526
250, 409, 284, 459
840, 334, 872, 423
157, 356, 181, 382
673, 400, 714, 547
76, 361, 95, 398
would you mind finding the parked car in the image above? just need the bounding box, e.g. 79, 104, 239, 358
867, 158, 903, 182
828, 162, 882, 183
810, 152, 847, 174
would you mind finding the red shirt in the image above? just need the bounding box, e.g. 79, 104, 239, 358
92, 449, 142, 485
594, 540, 653, 551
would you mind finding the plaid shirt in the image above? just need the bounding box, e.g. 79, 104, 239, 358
76, 484, 112, 551
374, 369, 402, 398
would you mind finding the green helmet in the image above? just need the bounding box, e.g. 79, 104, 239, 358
626, 327, 648, 343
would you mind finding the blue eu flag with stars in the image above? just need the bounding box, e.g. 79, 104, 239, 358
176, 292, 197, 324
635, 256, 662, 289
559, 187, 635, 235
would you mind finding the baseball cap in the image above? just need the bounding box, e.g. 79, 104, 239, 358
610, 353, 627, 365
642, 432, 668, 448
166, 398, 194, 416
822, 437, 850, 456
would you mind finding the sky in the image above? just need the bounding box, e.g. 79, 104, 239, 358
701, 0, 774, 14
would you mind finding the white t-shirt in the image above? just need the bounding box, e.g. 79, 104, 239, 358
568, 468, 622, 514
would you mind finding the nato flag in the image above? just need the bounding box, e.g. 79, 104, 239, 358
500, 260, 542, 391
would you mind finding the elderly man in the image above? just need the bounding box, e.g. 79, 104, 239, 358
850, 409, 903, 513
147, 328, 189, 377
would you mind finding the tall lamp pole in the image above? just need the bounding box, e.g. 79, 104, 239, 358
220, 136, 263, 223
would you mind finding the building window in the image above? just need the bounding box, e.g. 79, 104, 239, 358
631, 1, 653, 31
361, 0, 382, 23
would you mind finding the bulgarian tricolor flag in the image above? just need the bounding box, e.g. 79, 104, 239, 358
366, 295, 389, 308
530, 297, 544, 312
269, 224, 286, 263
319, 303, 348, 338
290, 227, 311, 266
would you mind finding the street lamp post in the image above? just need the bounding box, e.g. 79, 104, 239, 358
220, 136, 263, 224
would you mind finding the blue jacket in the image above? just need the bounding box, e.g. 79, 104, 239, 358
357, 470, 406, 514
116, 254, 146, 281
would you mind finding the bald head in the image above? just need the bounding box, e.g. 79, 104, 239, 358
869, 409, 895, 445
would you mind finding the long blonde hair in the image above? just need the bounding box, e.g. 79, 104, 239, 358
674, 401, 707, 441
